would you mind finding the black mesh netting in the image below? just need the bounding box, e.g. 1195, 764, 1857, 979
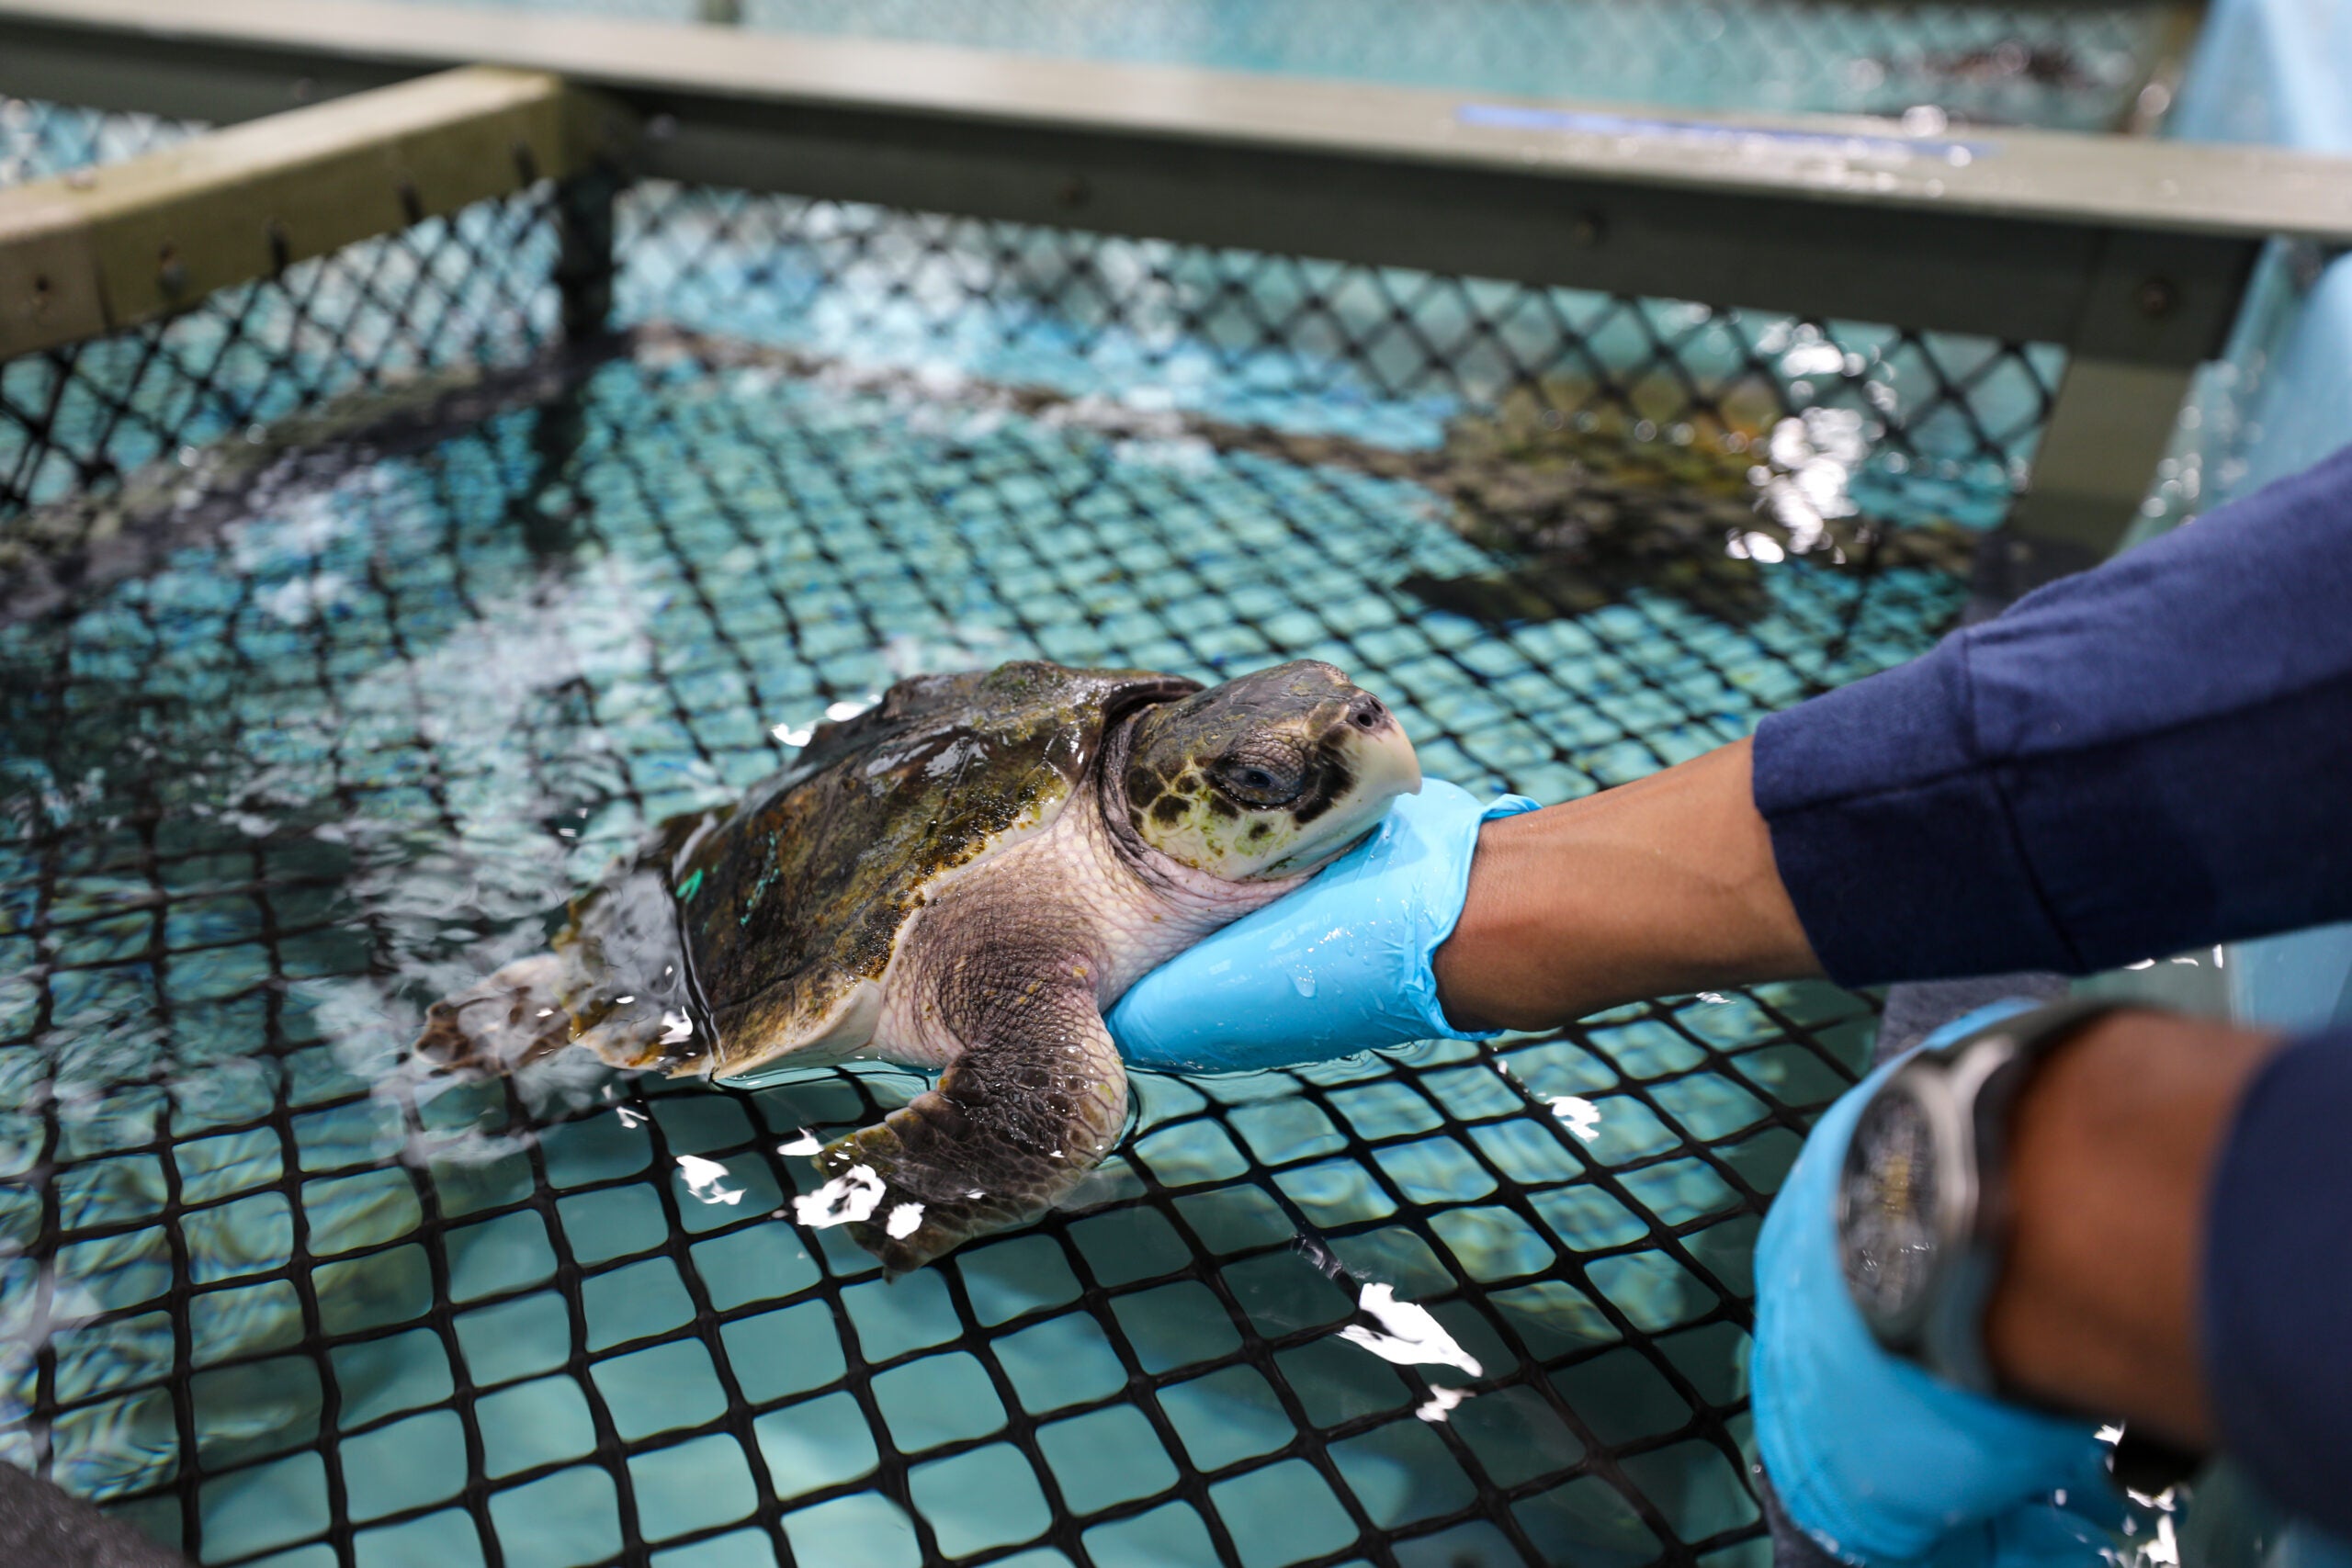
0, 97, 198, 186
0, 194, 567, 530
0, 91, 2075, 1568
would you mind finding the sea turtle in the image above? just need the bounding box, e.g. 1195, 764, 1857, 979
414, 659, 1420, 1271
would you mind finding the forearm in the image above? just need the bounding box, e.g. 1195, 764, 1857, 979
1434, 737, 1821, 1031
1757, 445, 2352, 986
1443, 794, 2290, 1452
1748, 1003, 2312, 1561
1984, 1009, 2280, 1449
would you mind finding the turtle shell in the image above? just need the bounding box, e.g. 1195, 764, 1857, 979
657, 660, 1198, 1074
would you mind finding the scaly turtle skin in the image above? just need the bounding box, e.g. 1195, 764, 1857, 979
416, 659, 1420, 1270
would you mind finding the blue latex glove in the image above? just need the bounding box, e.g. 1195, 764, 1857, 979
1924, 1493, 2132, 1568
1107, 779, 1539, 1072
1753, 998, 2115, 1566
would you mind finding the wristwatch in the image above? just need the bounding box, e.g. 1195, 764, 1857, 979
1834, 998, 2121, 1397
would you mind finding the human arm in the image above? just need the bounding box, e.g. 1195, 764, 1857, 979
1979, 1006, 2279, 1451
1123, 443, 2352, 1050
1437, 450, 2352, 1530
1447, 439, 2352, 1026
1103, 743, 1824, 1068
1111, 440, 2352, 1557
1433, 735, 1821, 1029
1758, 1001, 2352, 1557
1735, 442, 2352, 1534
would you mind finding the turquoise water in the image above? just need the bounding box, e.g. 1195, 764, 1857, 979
329, 0, 2172, 133
612, 186, 2053, 519
0, 0, 2229, 1544
0, 38, 2096, 1563
0, 322, 1943, 1562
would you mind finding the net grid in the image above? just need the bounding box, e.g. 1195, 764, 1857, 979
6, 927, 1876, 1568
0, 80, 2058, 1568
0, 144, 567, 534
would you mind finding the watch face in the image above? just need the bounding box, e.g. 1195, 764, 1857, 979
1838, 1082, 1941, 1333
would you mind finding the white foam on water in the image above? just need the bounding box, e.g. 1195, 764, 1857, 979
1548, 1095, 1604, 1143
794, 1164, 887, 1228
678, 1155, 746, 1206
1338, 1282, 1484, 1378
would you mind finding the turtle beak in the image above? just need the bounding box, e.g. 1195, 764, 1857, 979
1330, 693, 1421, 805
1261, 692, 1422, 876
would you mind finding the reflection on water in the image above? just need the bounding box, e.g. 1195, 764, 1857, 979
1550, 1095, 1605, 1143
0, 333, 1953, 1560
1400, 395, 1984, 630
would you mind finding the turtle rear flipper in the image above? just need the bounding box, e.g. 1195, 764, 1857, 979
416, 845, 709, 1078
804, 1001, 1126, 1273
415, 953, 574, 1075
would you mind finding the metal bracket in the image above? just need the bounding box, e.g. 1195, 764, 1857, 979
2006, 227, 2253, 557
0, 64, 637, 358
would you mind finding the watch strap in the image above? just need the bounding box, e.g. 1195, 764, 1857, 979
1906, 997, 2126, 1398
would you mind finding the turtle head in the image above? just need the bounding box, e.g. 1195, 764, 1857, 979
1120, 660, 1421, 881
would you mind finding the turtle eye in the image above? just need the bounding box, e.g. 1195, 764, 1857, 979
1210, 749, 1305, 807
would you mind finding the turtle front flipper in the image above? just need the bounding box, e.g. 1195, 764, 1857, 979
805, 1000, 1126, 1273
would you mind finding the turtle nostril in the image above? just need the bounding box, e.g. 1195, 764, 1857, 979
1347, 695, 1388, 731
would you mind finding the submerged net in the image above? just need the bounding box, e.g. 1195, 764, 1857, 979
0, 86, 2061, 1568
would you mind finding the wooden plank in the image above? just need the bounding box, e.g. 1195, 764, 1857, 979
0, 65, 633, 356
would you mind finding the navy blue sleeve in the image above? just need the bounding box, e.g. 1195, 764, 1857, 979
1752, 442, 2352, 986
2203, 1026, 2352, 1536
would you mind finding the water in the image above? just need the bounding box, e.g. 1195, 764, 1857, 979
0, 0, 2208, 1540
0, 325, 1941, 1562
0, 30, 2090, 1555
289, 0, 2173, 134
